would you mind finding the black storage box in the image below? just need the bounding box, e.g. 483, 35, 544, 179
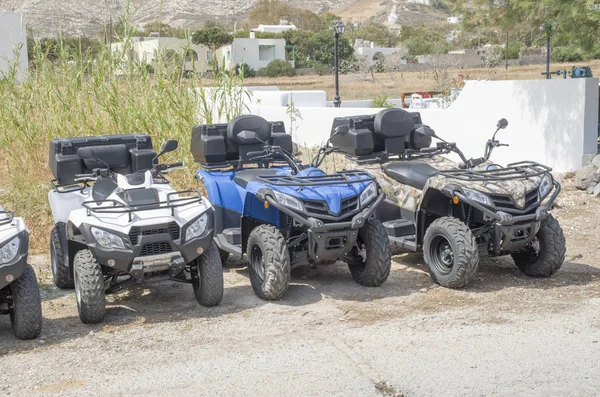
49, 134, 156, 186
330, 115, 376, 156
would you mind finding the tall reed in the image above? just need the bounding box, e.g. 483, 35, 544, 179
0, 9, 247, 252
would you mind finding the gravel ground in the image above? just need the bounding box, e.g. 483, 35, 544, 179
0, 178, 599, 397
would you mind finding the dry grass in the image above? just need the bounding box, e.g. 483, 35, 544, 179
247, 60, 600, 101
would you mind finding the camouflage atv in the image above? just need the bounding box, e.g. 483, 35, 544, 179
319, 108, 566, 288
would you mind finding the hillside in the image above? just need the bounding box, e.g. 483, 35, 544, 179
0, 0, 449, 37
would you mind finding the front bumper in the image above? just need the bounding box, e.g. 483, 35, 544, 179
0, 230, 29, 290
80, 218, 214, 280
264, 192, 385, 262
455, 181, 560, 255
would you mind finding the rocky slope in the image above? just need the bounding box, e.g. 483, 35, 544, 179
0, 0, 357, 37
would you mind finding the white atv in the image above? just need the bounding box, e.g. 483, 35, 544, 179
0, 208, 42, 339
48, 134, 222, 324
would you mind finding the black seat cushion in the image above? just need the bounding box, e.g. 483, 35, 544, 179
233, 169, 280, 189
374, 108, 415, 138
81, 144, 133, 175
227, 115, 271, 145
383, 162, 438, 190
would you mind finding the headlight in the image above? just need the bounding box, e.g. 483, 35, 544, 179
0, 237, 20, 265
185, 214, 208, 242
539, 174, 553, 199
273, 191, 304, 212
91, 227, 125, 249
359, 182, 377, 207
462, 188, 494, 207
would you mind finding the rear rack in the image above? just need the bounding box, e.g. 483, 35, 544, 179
82, 190, 202, 222
258, 171, 374, 187
0, 211, 14, 226
439, 161, 552, 181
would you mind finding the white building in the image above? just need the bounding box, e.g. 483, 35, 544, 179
0, 12, 28, 82
220, 36, 290, 71
111, 37, 212, 74
447, 15, 463, 24
253, 21, 297, 34
408, 0, 432, 5
354, 40, 407, 68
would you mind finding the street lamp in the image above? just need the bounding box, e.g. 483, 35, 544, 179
541, 21, 553, 79
333, 21, 345, 108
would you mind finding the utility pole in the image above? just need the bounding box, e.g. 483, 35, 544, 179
505, 31, 509, 70
159, 0, 163, 37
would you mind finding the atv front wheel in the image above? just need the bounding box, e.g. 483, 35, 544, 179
347, 219, 392, 287
50, 224, 74, 289
73, 249, 105, 324
423, 217, 479, 288
9, 264, 42, 340
512, 214, 566, 277
247, 225, 291, 300
192, 242, 224, 307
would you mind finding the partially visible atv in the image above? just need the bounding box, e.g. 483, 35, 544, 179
0, 208, 42, 339
48, 134, 223, 324
192, 115, 392, 300
327, 108, 566, 288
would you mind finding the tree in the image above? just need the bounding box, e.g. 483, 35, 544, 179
448, 0, 600, 50
191, 27, 233, 71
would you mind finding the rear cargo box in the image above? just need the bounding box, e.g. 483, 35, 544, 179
49, 134, 156, 186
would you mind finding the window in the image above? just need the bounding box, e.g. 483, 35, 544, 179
206, 51, 213, 62
226, 50, 231, 61
258, 45, 276, 61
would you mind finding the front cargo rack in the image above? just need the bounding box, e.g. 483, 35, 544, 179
258, 170, 374, 187
439, 161, 552, 181
0, 211, 14, 226
82, 190, 203, 222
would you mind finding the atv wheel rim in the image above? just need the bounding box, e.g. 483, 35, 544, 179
74, 268, 82, 307
430, 236, 454, 275
250, 244, 265, 282
50, 241, 58, 276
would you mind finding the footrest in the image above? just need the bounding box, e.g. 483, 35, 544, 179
389, 235, 418, 252
223, 227, 241, 245
383, 219, 415, 238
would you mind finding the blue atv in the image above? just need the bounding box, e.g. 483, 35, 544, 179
191, 115, 392, 300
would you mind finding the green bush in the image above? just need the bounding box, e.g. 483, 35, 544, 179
313, 62, 330, 76
552, 47, 584, 63
235, 63, 256, 78
256, 59, 296, 78
505, 41, 524, 60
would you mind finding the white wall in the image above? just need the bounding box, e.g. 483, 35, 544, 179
0, 13, 28, 82
208, 79, 598, 172
225, 38, 287, 71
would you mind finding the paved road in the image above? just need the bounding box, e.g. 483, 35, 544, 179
1, 252, 599, 396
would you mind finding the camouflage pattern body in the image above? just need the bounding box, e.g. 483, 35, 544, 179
345, 156, 547, 213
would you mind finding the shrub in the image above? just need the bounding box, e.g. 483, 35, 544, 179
371, 95, 394, 109
235, 63, 256, 78
552, 47, 584, 63
313, 62, 330, 76
256, 59, 296, 78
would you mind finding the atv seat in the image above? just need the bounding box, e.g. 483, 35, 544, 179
383, 162, 438, 190
233, 168, 280, 189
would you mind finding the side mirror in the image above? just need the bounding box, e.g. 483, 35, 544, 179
497, 118, 508, 129
333, 125, 350, 136
77, 147, 99, 162
236, 130, 261, 144
415, 125, 436, 137
156, 140, 178, 158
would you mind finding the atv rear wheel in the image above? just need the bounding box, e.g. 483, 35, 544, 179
512, 214, 566, 277
50, 224, 74, 289
192, 242, 224, 307
247, 225, 290, 300
9, 264, 42, 340
73, 249, 105, 324
423, 217, 479, 289
347, 219, 392, 287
